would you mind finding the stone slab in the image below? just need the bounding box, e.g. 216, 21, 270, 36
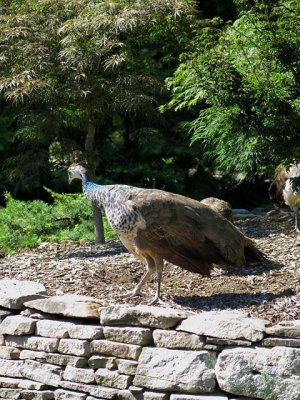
88, 355, 117, 370
91, 340, 142, 361
0, 376, 21, 388
133, 348, 216, 393
0, 345, 21, 359
0, 316, 37, 335
63, 365, 95, 384
116, 359, 138, 375
0, 279, 47, 310
6, 335, 59, 352
54, 389, 87, 400
206, 337, 252, 347
24, 295, 102, 319
20, 360, 62, 387
0, 388, 22, 399
100, 305, 189, 329
95, 369, 133, 389
170, 395, 228, 400
178, 310, 265, 342
153, 330, 205, 350
45, 353, 88, 367
0, 359, 23, 378
266, 320, 300, 338
103, 326, 152, 346
20, 350, 47, 361
21, 389, 54, 399
262, 337, 300, 347
69, 324, 102, 340
36, 320, 73, 338
58, 339, 90, 357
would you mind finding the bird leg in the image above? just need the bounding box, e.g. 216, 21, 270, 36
294, 208, 300, 233
122, 256, 155, 298
148, 259, 164, 305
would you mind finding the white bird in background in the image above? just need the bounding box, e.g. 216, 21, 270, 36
269, 163, 300, 233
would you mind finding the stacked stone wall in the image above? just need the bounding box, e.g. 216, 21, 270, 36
0, 279, 299, 400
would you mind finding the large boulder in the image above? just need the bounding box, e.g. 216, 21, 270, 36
215, 346, 300, 400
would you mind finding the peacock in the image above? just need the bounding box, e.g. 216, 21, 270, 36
269, 163, 300, 234
68, 163, 264, 304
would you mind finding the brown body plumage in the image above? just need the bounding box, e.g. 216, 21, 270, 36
68, 164, 264, 303
200, 197, 234, 223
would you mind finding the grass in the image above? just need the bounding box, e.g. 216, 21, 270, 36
0, 190, 116, 254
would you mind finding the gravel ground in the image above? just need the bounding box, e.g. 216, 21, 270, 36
1, 211, 300, 325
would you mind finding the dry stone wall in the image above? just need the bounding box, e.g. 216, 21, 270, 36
0, 279, 299, 400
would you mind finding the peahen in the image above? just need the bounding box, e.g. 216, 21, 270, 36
68, 163, 264, 304
269, 163, 300, 233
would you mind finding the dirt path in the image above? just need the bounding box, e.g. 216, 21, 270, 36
1, 212, 300, 324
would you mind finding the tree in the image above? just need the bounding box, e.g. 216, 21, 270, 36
0, 0, 197, 241
165, 0, 300, 177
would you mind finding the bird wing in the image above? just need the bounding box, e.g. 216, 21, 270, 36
125, 188, 248, 275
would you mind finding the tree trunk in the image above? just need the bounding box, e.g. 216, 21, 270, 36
85, 112, 105, 244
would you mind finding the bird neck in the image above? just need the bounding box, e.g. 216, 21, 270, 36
81, 173, 104, 204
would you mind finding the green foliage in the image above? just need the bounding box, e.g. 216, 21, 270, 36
165, 1, 300, 176
0, 191, 116, 254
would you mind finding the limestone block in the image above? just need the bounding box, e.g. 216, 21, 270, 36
0, 376, 21, 388
18, 380, 49, 390
116, 359, 138, 375
100, 305, 189, 329
153, 330, 205, 350
91, 340, 142, 360
45, 353, 88, 367
262, 337, 300, 347
170, 395, 228, 400
178, 310, 265, 342
54, 389, 86, 400
95, 368, 133, 389
0, 279, 47, 309
0, 388, 22, 399
0, 316, 37, 335
59, 381, 91, 393
0, 333, 4, 345
0, 359, 23, 377
6, 335, 59, 352
20, 360, 62, 387
215, 346, 300, 400
21, 390, 54, 399
69, 324, 103, 340
133, 348, 216, 393
20, 350, 47, 361
63, 365, 95, 384
36, 320, 73, 338
118, 389, 139, 400
58, 339, 90, 357
25, 295, 101, 319
266, 320, 300, 338
88, 355, 117, 370
0, 309, 13, 320
206, 337, 252, 347
88, 385, 119, 399
103, 326, 152, 346
144, 391, 170, 400
0, 345, 21, 359
59, 381, 118, 398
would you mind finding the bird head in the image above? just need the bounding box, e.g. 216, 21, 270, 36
67, 163, 87, 184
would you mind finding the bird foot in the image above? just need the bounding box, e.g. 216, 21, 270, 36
120, 290, 145, 299
148, 296, 165, 306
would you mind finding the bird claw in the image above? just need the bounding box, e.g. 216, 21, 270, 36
120, 290, 145, 298
148, 296, 165, 306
